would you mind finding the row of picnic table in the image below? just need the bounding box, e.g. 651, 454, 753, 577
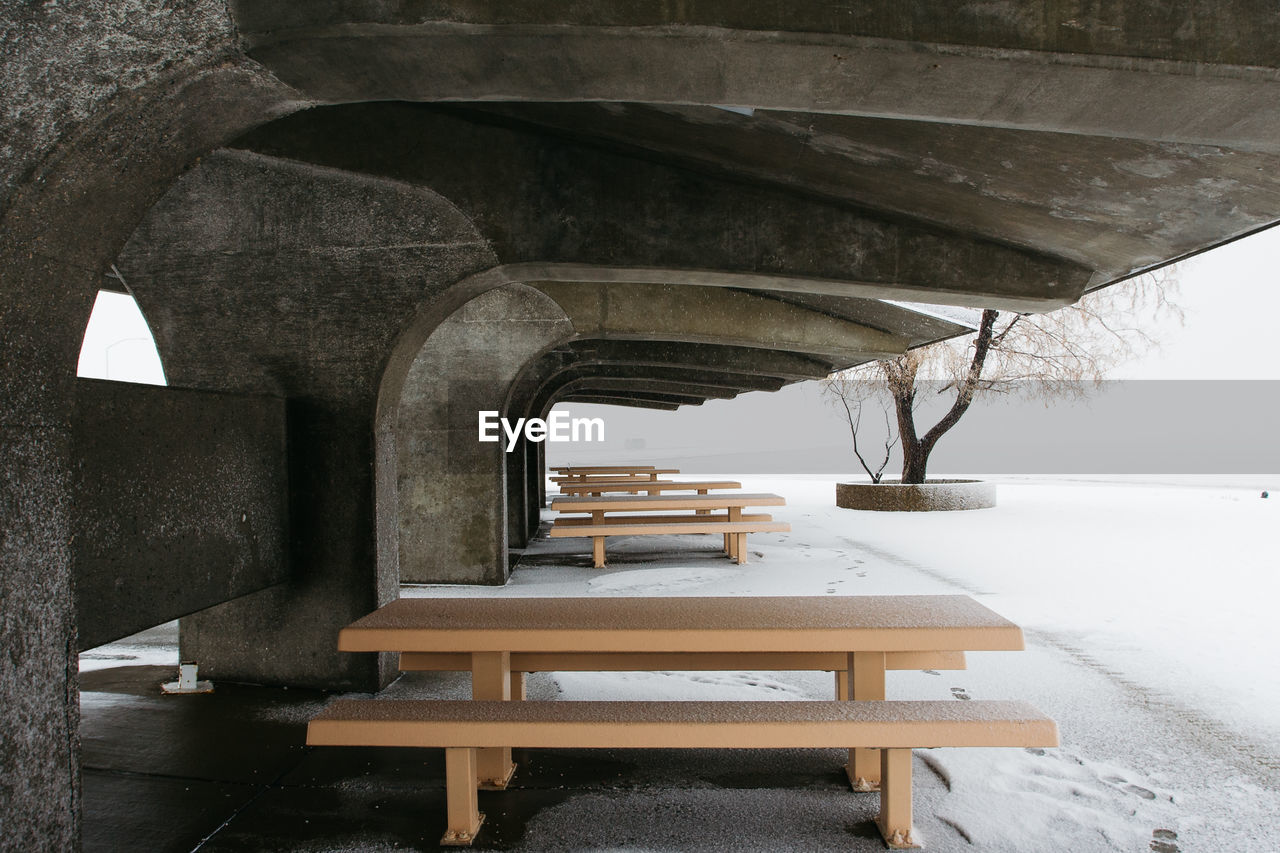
302, 464, 1058, 848
546, 464, 790, 567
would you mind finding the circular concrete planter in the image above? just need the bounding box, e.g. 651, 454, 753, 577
835, 479, 996, 512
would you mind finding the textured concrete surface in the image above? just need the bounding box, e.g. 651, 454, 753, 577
396, 286, 573, 585
6, 3, 1280, 847
72, 380, 288, 650
836, 481, 999, 513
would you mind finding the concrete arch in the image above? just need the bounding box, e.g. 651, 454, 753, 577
1, 31, 307, 848
387, 284, 573, 585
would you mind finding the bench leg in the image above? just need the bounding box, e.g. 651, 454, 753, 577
734, 532, 747, 564
510, 670, 527, 701
845, 651, 886, 792
442, 747, 485, 846
876, 748, 921, 849
472, 652, 517, 789
723, 532, 731, 554
592, 536, 606, 568
696, 488, 709, 514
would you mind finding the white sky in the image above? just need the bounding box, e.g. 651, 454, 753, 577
77, 226, 1280, 384
77, 290, 166, 385
1109, 225, 1280, 379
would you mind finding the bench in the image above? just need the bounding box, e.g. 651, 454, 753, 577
557, 479, 741, 496
307, 698, 1059, 849
548, 515, 789, 566
336, 595, 1025, 792
553, 466, 680, 482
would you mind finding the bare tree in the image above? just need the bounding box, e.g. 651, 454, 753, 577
825, 375, 899, 482
823, 269, 1181, 483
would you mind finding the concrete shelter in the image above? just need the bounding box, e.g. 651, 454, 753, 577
4, 3, 1280, 847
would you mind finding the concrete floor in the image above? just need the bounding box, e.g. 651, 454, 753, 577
79, 513, 1280, 852
80, 659, 899, 852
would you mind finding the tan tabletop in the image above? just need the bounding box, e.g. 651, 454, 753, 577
557, 466, 679, 476
551, 492, 784, 513
558, 479, 741, 495
338, 595, 1024, 654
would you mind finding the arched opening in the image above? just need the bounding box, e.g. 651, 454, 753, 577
76, 289, 167, 385
377, 283, 573, 586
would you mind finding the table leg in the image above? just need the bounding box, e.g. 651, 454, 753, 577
735, 532, 747, 564
696, 488, 709, 514
471, 652, 516, 789
876, 748, 920, 848
592, 536, 606, 568
845, 651, 886, 792
442, 747, 485, 846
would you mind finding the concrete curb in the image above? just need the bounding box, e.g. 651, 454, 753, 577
835, 480, 997, 512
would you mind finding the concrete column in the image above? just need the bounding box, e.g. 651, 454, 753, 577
506, 433, 529, 549
0, 250, 92, 851
526, 437, 544, 539
394, 285, 572, 584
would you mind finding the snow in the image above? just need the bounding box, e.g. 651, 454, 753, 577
404, 473, 1280, 851
83, 474, 1280, 851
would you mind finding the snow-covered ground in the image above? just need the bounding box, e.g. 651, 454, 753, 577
83, 475, 1280, 851
401, 474, 1280, 852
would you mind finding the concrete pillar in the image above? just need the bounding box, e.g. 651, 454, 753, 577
526, 437, 544, 539
506, 433, 530, 549
394, 285, 572, 584
0, 260, 82, 849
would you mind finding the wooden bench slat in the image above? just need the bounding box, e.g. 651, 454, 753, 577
558, 480, 741, 494
397, 650, 967, 672
552, 513, 773, 527
548, 521, 789, 537
551, 492, 785, 512
308, 699, 1058, 750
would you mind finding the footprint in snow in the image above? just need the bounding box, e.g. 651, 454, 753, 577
950, 687, 971, 700
1150, 829, 1179, 852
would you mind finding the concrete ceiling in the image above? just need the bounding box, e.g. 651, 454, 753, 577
145, 4, 1280, 409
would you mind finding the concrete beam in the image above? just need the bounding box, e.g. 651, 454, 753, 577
564, 340, 837, 380
542, 364, 789, 395
534, 281, 910, 364
465, 102, 1280, 278
236, 106, 1093, 311
560, 395, 681, 412
555, 377, 741, 401
555, 387, 710, 408
232, 11, 1280, 153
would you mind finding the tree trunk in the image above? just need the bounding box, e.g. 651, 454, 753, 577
898, 309, 1000, 484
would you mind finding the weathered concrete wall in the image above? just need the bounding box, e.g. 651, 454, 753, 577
0, 3, 302, 849
71, 380, 288, 650
396, 286, 572, 583
113, 150, 498, 688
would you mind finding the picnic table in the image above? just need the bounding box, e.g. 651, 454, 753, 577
548, 492, 788, 566
552, 466, 680, 482
336, 594, 1026, 793
557, 479, 741, 496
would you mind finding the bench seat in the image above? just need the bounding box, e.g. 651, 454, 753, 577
308, 698, 1058, 848
552, 512, 773, 526
548, 518, 790, 566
